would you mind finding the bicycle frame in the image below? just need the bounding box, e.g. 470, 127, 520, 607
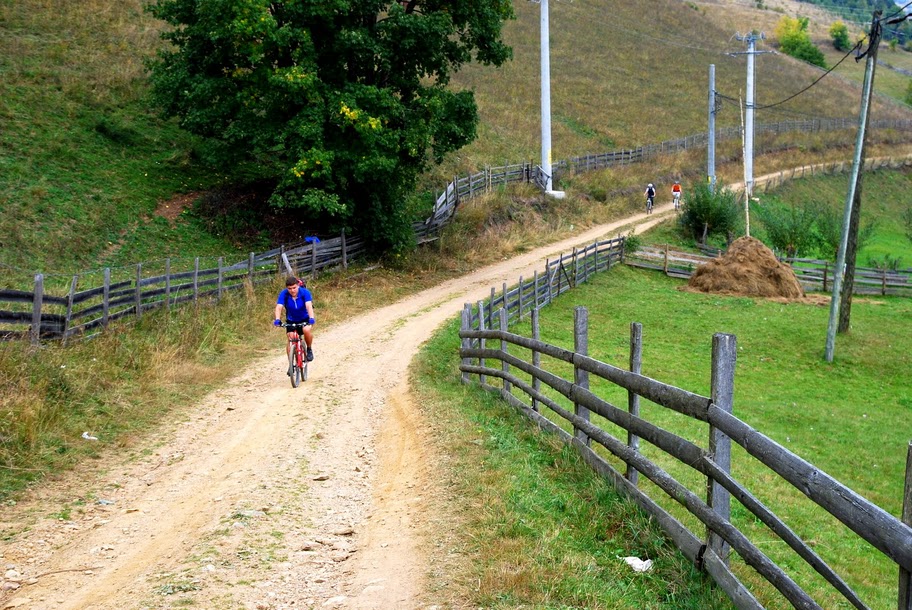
283, 323, 308, 387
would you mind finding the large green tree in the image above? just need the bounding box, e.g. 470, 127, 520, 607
147, 0, 513, 251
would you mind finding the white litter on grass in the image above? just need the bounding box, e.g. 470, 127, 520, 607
81, 432, 98, 441
622, 556, 654, 572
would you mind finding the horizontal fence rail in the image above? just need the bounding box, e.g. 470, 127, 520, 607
457, 306, 912, 610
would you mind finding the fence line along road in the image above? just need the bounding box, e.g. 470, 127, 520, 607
7, 119, 911, 344
459, 301, 912, 609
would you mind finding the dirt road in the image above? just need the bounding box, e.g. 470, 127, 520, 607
0, 205, 675, 610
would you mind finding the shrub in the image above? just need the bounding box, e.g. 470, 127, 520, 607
751, 199, 819, 258
679, 181, 740, 244
829, 21, 851, 52
776, 16, 826, 68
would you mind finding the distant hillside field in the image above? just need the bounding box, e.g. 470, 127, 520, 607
2, 0, 912, 276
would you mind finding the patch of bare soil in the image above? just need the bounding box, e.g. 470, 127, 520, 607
687, 236, 805, 299
154, 192, 201, 225
0, 203, 678, 610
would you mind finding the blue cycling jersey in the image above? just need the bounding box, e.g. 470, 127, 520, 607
277, 287, 313, 323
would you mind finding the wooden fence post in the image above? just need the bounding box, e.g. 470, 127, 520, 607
277, 245, 285, 278
531, 307, 540, 412
533, 270, 539, 310
489, 287, 496, 330
572, 247, 578, 287
310, 241, 317, 279
502, 282, 508, 321
461, 304, 472, 385
518, 276, 524, 320
63, 275, 77, 344
708, 333, 736, 564
573, 306, 590, 447
135, 264, 143, 319
499, 308, 511, 399
664, 244, 670, 274
217, 256, 224, 301
626, 322, 643, 486
593, 240, 599, 274
193, 257, 199, 305
477, 300, 487, 387
823, 261, 829, 292
883, 269, 888, 296
30, 274, 43, 346
545, 258, 553, 305
899, 441, 912, 610
341, 230, 348, 270
248, 252, 255, 285
102, 268, 110, 330
165, 258, 172, 308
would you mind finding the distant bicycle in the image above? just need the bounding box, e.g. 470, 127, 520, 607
645, 195, 654, 215
283, 322, 309, 387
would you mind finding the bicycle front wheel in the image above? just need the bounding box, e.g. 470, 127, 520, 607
289, 350, 301, 388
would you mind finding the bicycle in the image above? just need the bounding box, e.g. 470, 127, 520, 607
645, 196, 654, 215
673, 192, 681, 211
283, 322, 309, 388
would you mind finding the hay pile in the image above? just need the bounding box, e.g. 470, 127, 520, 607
688, 236, 804, 299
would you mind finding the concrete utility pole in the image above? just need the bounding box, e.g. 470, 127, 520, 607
733, 32, 766, 201
534, 0, 565, 198
708, 64, 716, 192
825, 11, 882, 363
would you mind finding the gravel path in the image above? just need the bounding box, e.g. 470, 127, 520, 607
0, 205, 676, 610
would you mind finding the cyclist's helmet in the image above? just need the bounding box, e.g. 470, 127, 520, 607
647, 183, 654, 188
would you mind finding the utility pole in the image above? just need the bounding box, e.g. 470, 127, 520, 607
708, 64, 716, 193
825, 10, 882, 363
534, 0, 565, 198
733, 32, 765, 201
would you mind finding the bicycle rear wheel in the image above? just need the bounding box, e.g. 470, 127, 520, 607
301, 361, 308, 382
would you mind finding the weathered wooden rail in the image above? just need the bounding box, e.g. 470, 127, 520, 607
458, 305, 912, 610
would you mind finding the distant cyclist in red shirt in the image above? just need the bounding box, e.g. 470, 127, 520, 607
672, 180, 682, 210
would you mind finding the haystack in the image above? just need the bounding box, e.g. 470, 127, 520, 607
688, 236, 804, 298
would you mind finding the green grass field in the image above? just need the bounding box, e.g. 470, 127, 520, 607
416, 264, 911, 609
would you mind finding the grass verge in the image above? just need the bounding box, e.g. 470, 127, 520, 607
411, 319, 734, 609
441, 263, 910, 609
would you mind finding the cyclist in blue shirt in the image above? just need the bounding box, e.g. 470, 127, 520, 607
274, 276, 315, 373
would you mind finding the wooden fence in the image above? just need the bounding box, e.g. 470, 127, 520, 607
472, 237, 627, 332
422, 118, 912, 235
9, 117, 911, 344
625, 245, 912, 297
1, 231, 367, 344
457, 306, 912, 610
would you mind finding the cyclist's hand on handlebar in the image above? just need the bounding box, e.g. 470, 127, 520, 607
308, 317, 315, 326
274, 319, 282, 327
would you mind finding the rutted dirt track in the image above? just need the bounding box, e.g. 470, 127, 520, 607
0, 206, 676, 610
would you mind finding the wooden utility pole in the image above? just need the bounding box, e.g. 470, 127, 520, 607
839, 12, 882, 334
825, 11, 881, 362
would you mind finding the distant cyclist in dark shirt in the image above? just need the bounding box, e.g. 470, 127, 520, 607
274, 276, 315, 370
644, 183, 656, 214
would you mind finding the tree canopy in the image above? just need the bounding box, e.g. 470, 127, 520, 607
146, 0, 514, 251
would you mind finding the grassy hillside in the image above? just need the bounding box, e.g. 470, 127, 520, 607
2, 0, 912, 277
